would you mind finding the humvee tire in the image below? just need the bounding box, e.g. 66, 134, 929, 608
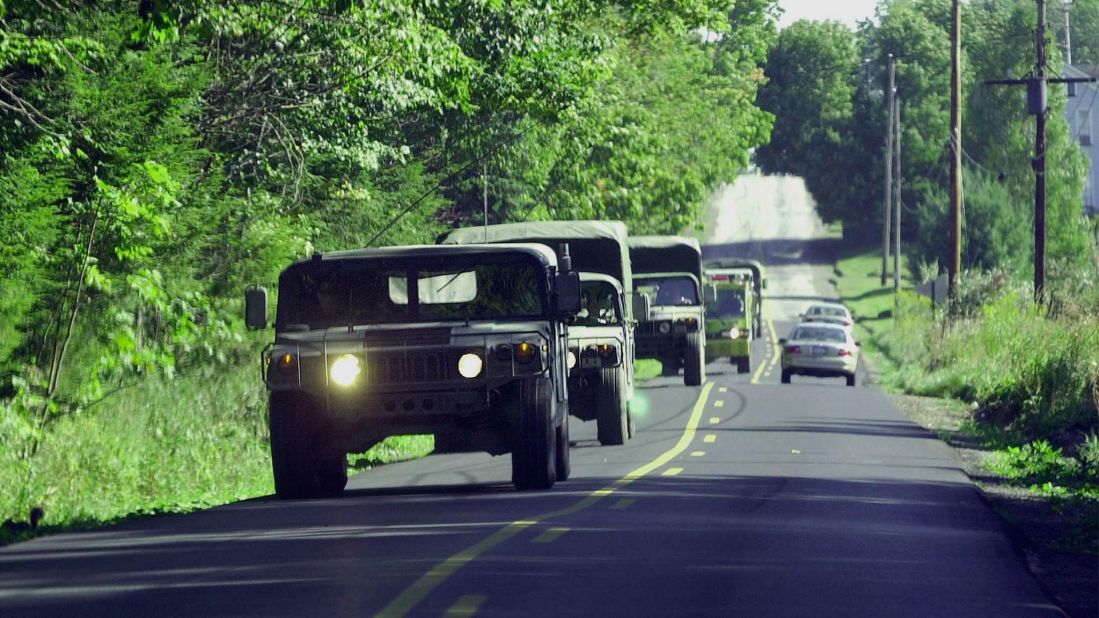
684, 331, 705, 386
736, 357, 750, 374
316, 453, 348, 496
510, 378, 557, 490
270, 392, 335, 499
555, 413, 571, 482
596, 367, 628, 446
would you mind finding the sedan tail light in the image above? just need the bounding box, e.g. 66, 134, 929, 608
838, 348, 853, 357
843, 319, 853, 326
786, 345, 801, 354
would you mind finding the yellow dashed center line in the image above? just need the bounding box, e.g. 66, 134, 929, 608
531, 527, 569, 544
378, 382, 715, 617
718, 386, 728, 393
690, 451, 705, 457
445, 595, 487, 617
709, 417, 721, 425
610, 498, 636, 510
751, 314, 779, 384
714, 399, 725, 408
703, 434, 716, 443
662, 467, 684, 476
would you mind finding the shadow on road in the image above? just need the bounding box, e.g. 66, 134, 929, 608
702, 237, 841, 266
0, 470, 1059, 617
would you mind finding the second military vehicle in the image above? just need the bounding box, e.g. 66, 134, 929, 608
442, 221, 636, 445
245, 243, 581, 498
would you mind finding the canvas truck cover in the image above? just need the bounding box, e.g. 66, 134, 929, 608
441, 221, 632, 315
628, 235, 703, 284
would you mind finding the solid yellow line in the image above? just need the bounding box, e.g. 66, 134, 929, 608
703, 434, 716, 443
377, 381, 715, 617
531, 527, 569, 544
444, 595, 487, 617
610, 498, 636, 510
662, 467, 683, 476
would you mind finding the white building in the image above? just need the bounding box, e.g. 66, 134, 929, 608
1065, 64, 1097, 215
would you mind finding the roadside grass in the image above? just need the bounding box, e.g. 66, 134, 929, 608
635, 359, 663, 381
0, 361, 435, 546
833, 245, 1099, 555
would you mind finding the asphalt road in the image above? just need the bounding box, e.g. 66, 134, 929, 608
0, 176, 1064, 616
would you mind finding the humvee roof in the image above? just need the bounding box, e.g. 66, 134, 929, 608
628, 235, 703, 284
442, 221, 630, 296
292, 243, 559, 269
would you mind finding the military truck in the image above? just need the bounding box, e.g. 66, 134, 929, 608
245, 244, 581, 498
702, 269, 755, 374
704, 258, 766, 337
628, 236, 706, 386
441, 221, 636, 445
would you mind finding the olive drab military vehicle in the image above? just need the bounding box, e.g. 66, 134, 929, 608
245, 244, 581, 498
702, 269, 755, 373
704, 258, 766, 338
628, 236, 706, 386
442, 221, 637, 445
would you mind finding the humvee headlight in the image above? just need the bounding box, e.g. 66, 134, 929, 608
330, 354, 362, 387
458, 352, 483, 378
515, 342, 536, 364
275, 352, 297, 375
729, 327, 740, 339
658, 321, 672, 334
567, 350, 577, 369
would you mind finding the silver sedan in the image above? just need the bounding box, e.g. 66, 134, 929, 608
780, 323, 860, 387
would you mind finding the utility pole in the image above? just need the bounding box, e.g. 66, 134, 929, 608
949, 0, 963, 302
1036, 0, 1048, 302
1064, 0, 1072, 65
986, 0, 1094, 303
894, 97, 902, 292
882, 54, 896, 287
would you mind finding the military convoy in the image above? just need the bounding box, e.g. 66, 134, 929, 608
247, 226, 725, 499
441, 221, 637, 445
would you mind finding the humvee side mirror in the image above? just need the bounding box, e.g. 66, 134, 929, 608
631, 292, 651, 321
555, 271, 581, 316
245, 286, 268, 330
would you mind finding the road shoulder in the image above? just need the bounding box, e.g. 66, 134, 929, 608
889, 393, 1098, 618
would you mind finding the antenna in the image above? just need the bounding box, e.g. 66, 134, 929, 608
559, 243, 572, 272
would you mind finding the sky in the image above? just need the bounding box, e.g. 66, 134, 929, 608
777, 0, 880, 29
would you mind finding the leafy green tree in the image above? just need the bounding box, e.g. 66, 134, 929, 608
755, 19, 860, 224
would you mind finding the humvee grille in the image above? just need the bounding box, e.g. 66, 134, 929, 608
369, 350, 447, 383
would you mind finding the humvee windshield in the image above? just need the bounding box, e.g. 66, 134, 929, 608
706, 287, 745, 318
277, 258, 545, 328
576, 280, 622, 326
637, 276, 699, 307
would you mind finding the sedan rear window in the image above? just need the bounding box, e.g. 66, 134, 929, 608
792, 327, 847, 343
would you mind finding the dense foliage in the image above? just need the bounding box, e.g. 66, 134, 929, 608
0, 1, 776, 526
755, 0, 1095, 282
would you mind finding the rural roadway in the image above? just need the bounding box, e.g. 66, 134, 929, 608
0, 176, 1064, 616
